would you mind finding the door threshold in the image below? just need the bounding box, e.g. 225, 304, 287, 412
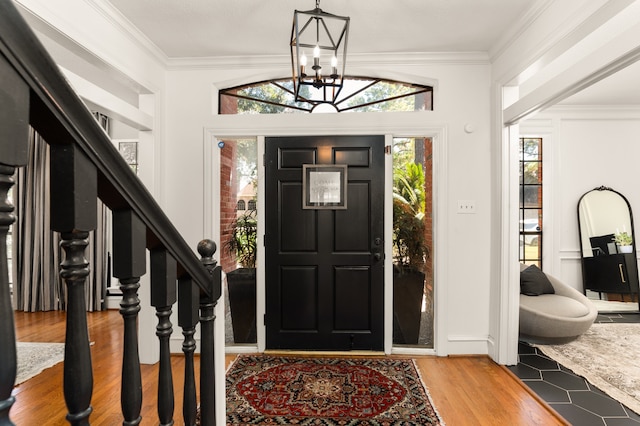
263, 350, 386, 357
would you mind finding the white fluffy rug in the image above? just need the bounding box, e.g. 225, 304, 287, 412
537, 323, 640, 414
16, 342, 65, 385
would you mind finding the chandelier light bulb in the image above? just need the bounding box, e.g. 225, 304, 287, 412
330, 55, 338, 78
300, 52, 307, 77
312, 45, 321, 73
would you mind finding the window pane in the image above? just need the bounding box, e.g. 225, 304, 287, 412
522, 138, 541, 160
522, 185, 541, 208
523, 161, 541, 184
522, 209, 541, 228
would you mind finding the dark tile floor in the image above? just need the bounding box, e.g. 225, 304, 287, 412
510, 313, 640, 425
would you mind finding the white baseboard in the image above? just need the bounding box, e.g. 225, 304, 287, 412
446, 335, 490, 356
105, 295, 120, 310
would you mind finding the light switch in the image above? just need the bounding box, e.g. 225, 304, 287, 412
457, 200, 476, 214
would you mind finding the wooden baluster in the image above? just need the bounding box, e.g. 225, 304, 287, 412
50, 144, 97, 425
178, 276, 198, 425
59, 231, 92, 425
112, 210, 145, 425
197, 239, 221, 426
150, 249, 177, 426
0, 165, 18, 426
0, 53, 29, 426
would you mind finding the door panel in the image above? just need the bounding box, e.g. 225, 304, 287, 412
280, 266, 317, 330
334, 267, 371, 330
335, 182, 370, 251
265, 135, 384, 351
280, 183, 316, 251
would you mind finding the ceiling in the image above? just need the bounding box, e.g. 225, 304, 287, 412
105, 0, 640, 106
106, 0, 533, 58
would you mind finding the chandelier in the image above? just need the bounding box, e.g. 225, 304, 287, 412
290, 0, 350, 103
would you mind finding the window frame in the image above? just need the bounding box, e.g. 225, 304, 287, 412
519, 137, 543, 267
219, 76, 433, 114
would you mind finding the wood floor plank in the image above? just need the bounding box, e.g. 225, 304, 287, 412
11, 310, 564, 425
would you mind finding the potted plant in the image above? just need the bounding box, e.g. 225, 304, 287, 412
392, 163, 429, 345
225, 208, 257, 343
615, 231, 633, 253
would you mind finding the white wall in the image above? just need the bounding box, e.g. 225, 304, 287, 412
162, 59, 494, 356
523, 108, 640, 289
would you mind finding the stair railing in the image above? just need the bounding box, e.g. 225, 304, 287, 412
0, 1, 221, 425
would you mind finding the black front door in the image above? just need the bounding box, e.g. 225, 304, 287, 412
265, 135, 384, 351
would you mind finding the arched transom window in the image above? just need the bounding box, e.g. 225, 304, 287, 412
219, 76, 433, 114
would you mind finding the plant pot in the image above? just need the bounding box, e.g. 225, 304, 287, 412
620, 245, 633, 254
226, 268, 257, 343
393, 266, 425, 345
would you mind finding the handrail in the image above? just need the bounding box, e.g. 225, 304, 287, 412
0, 1, 222, 423
0, 1, 218, 300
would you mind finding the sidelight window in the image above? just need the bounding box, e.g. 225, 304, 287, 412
519, 137, 543, 267
392, 137, 433, 349
220, 138, 258, 346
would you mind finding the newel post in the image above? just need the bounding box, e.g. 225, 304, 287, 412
197, 239, 221, 426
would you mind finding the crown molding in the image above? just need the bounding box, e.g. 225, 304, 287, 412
86, 0, 169, 66
489, 0, 554, 62
543, 104, 640, 117
166, 51, 490, 71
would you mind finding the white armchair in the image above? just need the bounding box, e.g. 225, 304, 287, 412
519, 264, 597, 344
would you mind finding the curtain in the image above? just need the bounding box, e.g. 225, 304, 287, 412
13, 125, 109, 312
87, 198, 109, 312
13, 130, 63, 311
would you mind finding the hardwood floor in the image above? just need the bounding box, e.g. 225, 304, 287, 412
10, 310, 566, 425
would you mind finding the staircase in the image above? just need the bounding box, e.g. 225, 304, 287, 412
0, 1, 222, 424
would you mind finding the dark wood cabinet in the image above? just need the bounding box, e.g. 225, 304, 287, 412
583, 253, 639, 294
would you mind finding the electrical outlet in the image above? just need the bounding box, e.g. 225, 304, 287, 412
457, 200, 476, 214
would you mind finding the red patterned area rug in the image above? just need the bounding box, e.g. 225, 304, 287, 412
226, 354, 444, 425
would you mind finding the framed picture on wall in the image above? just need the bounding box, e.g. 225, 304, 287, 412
302, 164, 348, 209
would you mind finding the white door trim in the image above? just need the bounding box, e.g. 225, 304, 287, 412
203, 112, 449, 356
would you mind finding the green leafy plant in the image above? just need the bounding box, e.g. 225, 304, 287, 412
615, 231, 633, 246
392, 163, 429, 270
225, 208, 257, 268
